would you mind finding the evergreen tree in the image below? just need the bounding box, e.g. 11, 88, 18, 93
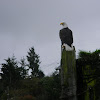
19, 57, 28, 79
0, 56, 28, 99
1, 56, 21, 87
27, 47, 44, 78
1, 56, 28, 88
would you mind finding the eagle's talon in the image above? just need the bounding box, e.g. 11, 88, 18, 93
62, 45, 65, 49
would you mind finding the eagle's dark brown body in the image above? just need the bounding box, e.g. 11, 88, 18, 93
59, 27, 73, 47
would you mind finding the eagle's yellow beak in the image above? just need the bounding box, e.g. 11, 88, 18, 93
60, 22, 64, 25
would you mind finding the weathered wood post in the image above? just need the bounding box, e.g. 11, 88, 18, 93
60, 47, 77, 100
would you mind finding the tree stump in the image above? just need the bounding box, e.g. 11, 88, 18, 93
60, 48, 77, 100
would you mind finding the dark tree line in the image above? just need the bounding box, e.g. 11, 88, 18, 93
76, 50, 100, 100
0, 47, 61, 100
0, 47, 44, 99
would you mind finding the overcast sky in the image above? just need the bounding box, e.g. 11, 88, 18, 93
0, 0, 100, 75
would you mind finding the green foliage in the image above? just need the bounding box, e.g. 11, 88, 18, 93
19, 58, 28, 79
27, 47, 44, 78
77, 50, 100, 100
0, 73, 61, 100
1, 56, 21, 87
0, 56, 28, 99
0, 46, 61, 100
78, 50, 100, 64
41, 71, 61, 100
0, 80, 5, 100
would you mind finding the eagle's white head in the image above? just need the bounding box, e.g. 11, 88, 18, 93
60, 22, 68, 29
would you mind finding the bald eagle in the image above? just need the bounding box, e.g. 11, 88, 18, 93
59, 22, 73, 50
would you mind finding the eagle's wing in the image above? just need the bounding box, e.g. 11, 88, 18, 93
70, 30, 73, 44
59, 28, 73, 46
59, 30, 66, 44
